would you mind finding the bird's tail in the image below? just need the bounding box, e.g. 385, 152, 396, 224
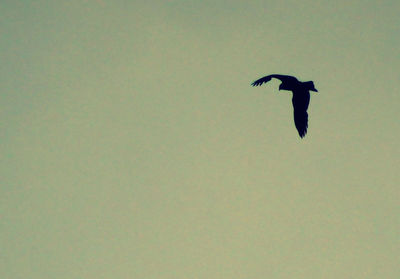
294, 110, 308, 138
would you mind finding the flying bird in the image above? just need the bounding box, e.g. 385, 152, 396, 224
251, 74, 318, 138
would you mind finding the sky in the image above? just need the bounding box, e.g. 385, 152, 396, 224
1, 0, 399, 278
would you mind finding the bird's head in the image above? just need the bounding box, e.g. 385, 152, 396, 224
304, 81, 318, 92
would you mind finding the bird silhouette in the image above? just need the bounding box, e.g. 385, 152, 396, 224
251, 74, 318, 138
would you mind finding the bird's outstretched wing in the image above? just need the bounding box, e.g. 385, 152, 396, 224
251, 74, 297, 86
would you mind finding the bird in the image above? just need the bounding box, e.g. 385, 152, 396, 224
251, 74, 318, 138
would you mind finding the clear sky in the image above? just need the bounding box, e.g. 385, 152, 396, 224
1, 1, 399, 278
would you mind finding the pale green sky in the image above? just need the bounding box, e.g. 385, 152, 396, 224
1, 1, 399, 278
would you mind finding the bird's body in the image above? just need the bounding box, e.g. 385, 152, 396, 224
251, 74, 318, 138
